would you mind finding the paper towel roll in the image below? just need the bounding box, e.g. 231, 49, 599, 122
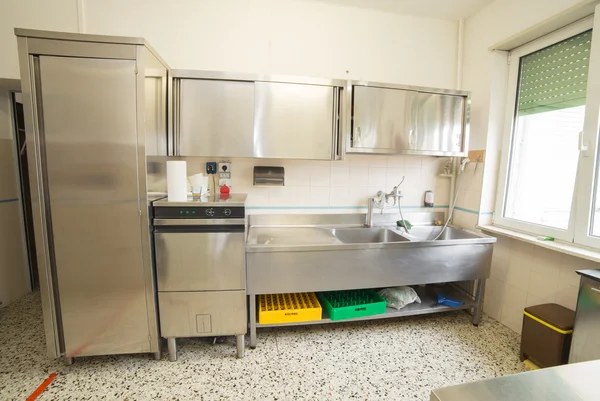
167, 161, 187, 202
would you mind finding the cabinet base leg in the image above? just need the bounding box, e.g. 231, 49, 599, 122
236, 334, 245, 358
64, 357, 73, 365
153, 351, 161, 360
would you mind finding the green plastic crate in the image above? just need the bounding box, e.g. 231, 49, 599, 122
318, 289, 387, 321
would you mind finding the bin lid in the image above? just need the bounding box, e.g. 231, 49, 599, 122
524, 303, 575, 331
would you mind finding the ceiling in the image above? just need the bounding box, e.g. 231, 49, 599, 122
302, 0, 495, 20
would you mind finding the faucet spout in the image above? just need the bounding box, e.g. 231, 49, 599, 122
366, 197, 375, 227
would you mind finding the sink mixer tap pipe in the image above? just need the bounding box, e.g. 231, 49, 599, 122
431, 157, 470, 241
391, 177, 409, 234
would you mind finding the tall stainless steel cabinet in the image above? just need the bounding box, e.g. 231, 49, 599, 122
15, 29, 169, 360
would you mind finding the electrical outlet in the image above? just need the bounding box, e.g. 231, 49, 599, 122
468, 150, 485, 163
206, 162, 217, 175
218, 161, 232, 188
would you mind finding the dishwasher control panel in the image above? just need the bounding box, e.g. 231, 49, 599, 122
153, 206, 245, 219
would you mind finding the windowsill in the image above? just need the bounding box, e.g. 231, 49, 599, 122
478, 224, 600, 263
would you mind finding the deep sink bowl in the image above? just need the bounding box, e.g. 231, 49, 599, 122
401, 226, 479, 241
331, 228, 410, 244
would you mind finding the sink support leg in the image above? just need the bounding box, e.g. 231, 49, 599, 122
249, 295, 257, 349
167, 337, 177, 362
472, 279, 486, 326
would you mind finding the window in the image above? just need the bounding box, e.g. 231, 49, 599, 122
495, 16, 600, 247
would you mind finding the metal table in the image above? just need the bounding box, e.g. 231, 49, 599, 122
430, 360, 600, 401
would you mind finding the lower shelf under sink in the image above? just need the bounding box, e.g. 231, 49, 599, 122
255, 285, 475, 328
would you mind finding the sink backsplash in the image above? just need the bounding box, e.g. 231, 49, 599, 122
147, 155, 449, 214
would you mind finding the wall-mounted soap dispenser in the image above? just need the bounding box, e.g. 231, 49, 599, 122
424, 190, 434, 207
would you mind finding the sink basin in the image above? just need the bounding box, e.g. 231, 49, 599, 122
400, 226, 479, 241
331, 228, 410, 244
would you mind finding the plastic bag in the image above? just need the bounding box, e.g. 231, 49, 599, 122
377, 286, 421, 310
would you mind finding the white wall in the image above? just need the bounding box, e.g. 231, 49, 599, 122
0, 0, 459, 88
462, 0, 587, 151
150, 155, 450, 213
0, 0, 79, 79
83, 0, 458, 88
486, 236, 595, 334
457, 0, 593, 334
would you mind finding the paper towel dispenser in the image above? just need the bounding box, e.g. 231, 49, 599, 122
253, 166, 284, 186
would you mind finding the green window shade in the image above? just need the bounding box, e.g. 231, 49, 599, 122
517, 30, 592, 116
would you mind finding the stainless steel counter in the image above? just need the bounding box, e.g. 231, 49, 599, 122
430, 360, 600, 401
249, 227, 342, 246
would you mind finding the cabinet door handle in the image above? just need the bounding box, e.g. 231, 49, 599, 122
591, 287, 600, 293
579, 131, 589, 157
356, 126, 361, 144
409, 129, 414, 146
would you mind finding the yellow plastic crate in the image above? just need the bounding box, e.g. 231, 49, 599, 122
258, 293, 322, 324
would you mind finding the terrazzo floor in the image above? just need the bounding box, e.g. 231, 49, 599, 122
1, 292, 528, 400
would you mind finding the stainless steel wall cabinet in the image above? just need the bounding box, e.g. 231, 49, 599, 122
351, 86, 413, 152
253, 81, 337, 159
178, 79, 255, 157
15, 29, 169, 361
346, 82, 470, 156
171, 70, 344, 160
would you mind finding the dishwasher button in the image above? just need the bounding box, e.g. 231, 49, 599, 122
205, 208, 215, 217
224, 208, 232, 216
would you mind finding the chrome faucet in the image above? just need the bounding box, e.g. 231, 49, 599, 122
366, 178, 405, 227
386, 181, 404, 203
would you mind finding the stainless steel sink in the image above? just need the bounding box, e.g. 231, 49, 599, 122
330, 228, 410, 243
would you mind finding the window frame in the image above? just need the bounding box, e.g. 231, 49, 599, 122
574, 11, 600, 248
494, 17, 594, 242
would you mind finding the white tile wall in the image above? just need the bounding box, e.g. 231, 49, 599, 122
452, 209, 479, 229
152, 154, 451, 214
446, 160, 486, 231
483, 235, 596, 334
449, 153, 592, 336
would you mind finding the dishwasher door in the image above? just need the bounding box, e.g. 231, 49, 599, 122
155, 228, 245, 292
